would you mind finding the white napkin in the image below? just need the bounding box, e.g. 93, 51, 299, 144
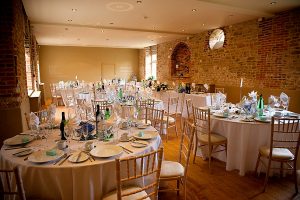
248, 91, 257, 102
216, 92, 226, 106
203, 84, 209, 91
29, 112, 39, 130
268, 95, 280, 107
280, 92, 289, 103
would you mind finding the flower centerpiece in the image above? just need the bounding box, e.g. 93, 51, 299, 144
178, 82, 186, 93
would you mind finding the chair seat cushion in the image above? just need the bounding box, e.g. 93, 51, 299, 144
103, 186, 150, 200
259, 146, 294, 160
199, 133, 227, 144
160, 160, 184, 178
163, 116, 176, 123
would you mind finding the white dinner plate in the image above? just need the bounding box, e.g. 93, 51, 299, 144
137, 124, 148, 129
28, 149, 65, 163
240, 118, 255, 122
4, 135, 35, 146
134, 131, 158, 140
130, 140, 149, 148
213, 113, 228, 118
90, 145, 123, 158
254, 117, 271, 123
68, 152, 89, 163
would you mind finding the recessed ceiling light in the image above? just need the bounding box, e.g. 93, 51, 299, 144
270, 1, 276, 5
192, 9, 197, 12
109, 22, 114, 25
101, 29, 104, 33
72, 8, 77, 12
202, 23, 205, 26
106, 38, 110, 41
77, 38, 80, 41
182, 29, 185, 32
67, 19, 72, 22
65, 28, 69, 31
137, 0, 142, 4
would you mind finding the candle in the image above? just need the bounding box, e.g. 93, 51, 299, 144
192, 83, 196, 88
240, 78, 243, 88
75, 75, 78, 80
172, 82, 175, 86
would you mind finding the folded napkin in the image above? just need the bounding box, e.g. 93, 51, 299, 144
29, 112, 39, 128
203, 83, 209, 91
248, 91, 257, 102
76, 122, 95, 133
268, 95, 280, 107
215, 92, 226, 106
46, 149, 57, 156
280, 92, 289, 103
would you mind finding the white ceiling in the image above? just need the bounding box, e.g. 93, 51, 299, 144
22, 0, 300, 49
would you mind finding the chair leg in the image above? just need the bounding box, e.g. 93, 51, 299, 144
209, 145, 213, 173
294, 161, 298, 194
193, 138, 198, 164
254, 153, 261, 176
174, 122, 178, 137
280, 162, 283, 178
177, 179, 180, 196
183, 178, 186, 200
263, 159, 272, 192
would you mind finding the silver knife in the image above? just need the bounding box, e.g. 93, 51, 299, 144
53, 154, 67, 165
59, 154, 72, 166
76, 152, 82, 162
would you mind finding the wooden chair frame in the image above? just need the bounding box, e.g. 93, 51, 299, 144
115, 147, 164, 200
192, 106, 227, 172
254, 117, 300, 193
0, 167, 26, 200
136, 99, 155, 121
145, 107, 164, 136
159, 120, 195, 200
91, 99, 109, 114
215, 88, 225, 93
163, 96, 179, 141
49, 83, 63, 106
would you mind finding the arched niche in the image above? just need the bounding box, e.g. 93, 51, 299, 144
170, 42, 191, 78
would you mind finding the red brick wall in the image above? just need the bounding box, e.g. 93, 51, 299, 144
153, 8, 300, 89
0, 0, 39, 109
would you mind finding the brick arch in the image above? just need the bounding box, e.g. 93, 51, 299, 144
170, 42, 191, 78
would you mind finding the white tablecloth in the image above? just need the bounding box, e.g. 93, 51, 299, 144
209, 116, 271, 176
0, 127, 162, 199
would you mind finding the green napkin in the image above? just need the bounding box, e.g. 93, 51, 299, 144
138, 131, 144, 137
22, 136, 30, 143
46, 149, 57, 156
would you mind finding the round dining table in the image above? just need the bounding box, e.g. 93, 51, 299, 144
0, 126, 162, 200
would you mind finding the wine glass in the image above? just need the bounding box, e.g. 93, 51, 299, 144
281, 97, 289, 116
82, 123, 89, 140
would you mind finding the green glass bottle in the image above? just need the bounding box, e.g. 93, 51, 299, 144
257, 94, 264, 116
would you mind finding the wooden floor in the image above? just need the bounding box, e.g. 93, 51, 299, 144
158, 126, 300, 200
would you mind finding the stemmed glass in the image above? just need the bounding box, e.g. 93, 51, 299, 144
281, 98, 289, 116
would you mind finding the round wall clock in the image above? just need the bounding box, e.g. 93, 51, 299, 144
209, 28, 225, 50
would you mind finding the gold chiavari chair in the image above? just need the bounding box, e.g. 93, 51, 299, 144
215, 88, 225, 93
163, 96, 179, 141
91, 99, 109, 114
185, 99, 194, 124
192, 106, 227, 172
103, 147, 164, 200
136, 99, 155, 121
159, 120, 195, 200
49, 83, 63, 106
254, 117, 300, 193
0, 167, 26, 200
145, 107, 164, 136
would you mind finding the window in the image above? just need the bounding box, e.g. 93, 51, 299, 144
145, 46, 157, 80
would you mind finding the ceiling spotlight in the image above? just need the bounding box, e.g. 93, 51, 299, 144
67, 19, 72, 22
202, 23, 205, 26
182, 29, 185, 32
137, 0, 142, 4
270, 1, 276, 5
101, 29, 104, 33
106, 38, 110, 41
192, 9, 197, 12
72, 8, 77, 12
65, 28, 69, 31
109, 22, 114, 25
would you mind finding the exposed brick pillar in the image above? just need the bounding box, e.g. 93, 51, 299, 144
0, 0, 30, 144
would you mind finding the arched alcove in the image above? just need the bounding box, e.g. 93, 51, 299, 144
170, 42, 191, 78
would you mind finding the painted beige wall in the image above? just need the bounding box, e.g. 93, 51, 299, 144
39, 45, 139, 101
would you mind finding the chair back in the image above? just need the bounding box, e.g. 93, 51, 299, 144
0, 167, 26, 200
270, 117, 300, 159
215, 88, 225, 93
192, 106, 211, 143
91, 100, 109, 113
34, 109, 49, 124
179, 93, 186, 114
167, 96, 179, 116
115, 147, 164, 200
145, 107, 164, 135
179, 120, 195, 177
186, 99, 193, 121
